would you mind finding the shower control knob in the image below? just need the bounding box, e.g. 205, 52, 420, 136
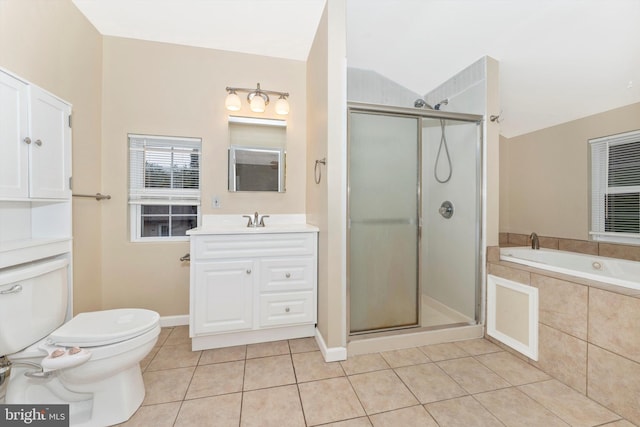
439, 201, 454, 219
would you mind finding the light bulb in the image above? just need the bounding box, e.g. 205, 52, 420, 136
225, 92, 241, 111
275, 97, 290, 115
250, 94, 266, 113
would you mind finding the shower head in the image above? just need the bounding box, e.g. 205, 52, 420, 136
414, 98, 433, 109
434, 98, 449, 110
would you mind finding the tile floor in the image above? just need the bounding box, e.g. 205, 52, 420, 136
118, 326, 637, 426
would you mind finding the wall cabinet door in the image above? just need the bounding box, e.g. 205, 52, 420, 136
29, 85, 71, 199
193, 260, 255, 334
0, 71, 29, 198
0, 71, 71, 200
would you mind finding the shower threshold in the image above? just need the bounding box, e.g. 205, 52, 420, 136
347, 322, 483, 356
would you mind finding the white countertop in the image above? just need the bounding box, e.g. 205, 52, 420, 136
187, 214, 319, 235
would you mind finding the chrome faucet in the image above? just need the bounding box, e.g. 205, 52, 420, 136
530, 232, 540, 250
242, 214, 254, 227
242, 212, 269, 228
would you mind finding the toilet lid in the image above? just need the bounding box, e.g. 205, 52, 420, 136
48, 308, 160, 347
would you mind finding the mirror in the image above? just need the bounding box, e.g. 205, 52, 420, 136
228, 145, 285, 192
227, 116, 286, 192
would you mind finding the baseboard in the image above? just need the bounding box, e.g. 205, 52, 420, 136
315, 328, 347, 362
159, 314, 189, 328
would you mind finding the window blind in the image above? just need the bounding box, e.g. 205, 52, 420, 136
590, 130, 640, 241
129, 134, 201, 206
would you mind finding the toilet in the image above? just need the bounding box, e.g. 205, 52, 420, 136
0, 257, 160, 426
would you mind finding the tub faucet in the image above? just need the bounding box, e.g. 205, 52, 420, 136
530, 232, 540, 250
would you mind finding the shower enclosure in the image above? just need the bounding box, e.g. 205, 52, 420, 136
348, 103, 483, 336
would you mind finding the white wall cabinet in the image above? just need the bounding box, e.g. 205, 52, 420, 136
188, 230, 318, 350
0, 69, 72, 271
0, 69, 71, 200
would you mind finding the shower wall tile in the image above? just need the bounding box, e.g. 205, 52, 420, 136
532, 274, 588, 340
533, 324, 587, 394
558, 238, 598, 255
487, 263, 530, 285
588, 344, 640, 426
598, 243, 640, 262
589, 288, 640, 364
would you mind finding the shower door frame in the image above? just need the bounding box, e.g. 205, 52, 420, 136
347, 102, 484, 337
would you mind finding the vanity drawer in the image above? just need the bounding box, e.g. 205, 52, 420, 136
259, 292, 315, 327
193, 233, 316, 260
259, 257, 315, 292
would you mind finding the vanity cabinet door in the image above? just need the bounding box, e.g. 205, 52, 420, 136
193, 260, 255, 334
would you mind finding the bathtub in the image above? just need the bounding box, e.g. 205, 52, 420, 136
499, 247, 640, 291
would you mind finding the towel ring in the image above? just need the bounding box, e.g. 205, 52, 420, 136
314, 158, 326, 184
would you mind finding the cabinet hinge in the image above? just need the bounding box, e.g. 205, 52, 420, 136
68, 114, 72, 128
69, 177, 73, 190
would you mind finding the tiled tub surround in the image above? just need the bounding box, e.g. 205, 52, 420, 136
487, 250, 640, 425
119, 326, 635, 426
499, 232, 640, 261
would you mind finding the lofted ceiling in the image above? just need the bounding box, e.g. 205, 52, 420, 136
73, 0, 640, 138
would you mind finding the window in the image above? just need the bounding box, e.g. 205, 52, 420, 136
129, 134, 201, 241
590, 130, 640, 245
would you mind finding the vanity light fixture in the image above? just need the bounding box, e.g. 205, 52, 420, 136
225, 83, 289, 115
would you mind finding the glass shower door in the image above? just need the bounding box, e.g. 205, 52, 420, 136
349, 112, 420, 334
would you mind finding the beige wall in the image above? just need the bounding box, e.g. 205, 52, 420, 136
0, 0, 103, 314
485, 57, 500, 247
500, 102, 640, 240
101, 37, 307, 315
307, 0, 347, 349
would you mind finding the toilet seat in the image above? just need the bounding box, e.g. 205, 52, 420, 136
48, 308, 160, 347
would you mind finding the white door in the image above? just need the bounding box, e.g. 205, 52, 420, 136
29, 86, 71, 199
193, 260, 254, 334
0, 71, 29, 198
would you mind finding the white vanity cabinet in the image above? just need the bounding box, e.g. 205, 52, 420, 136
188, 227, 318, 350
0, 69, 72, 200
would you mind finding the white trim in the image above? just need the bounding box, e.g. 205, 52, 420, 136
486, 275, 538, 360
192, 325, 315, 351
315, 328, 347, 362
159, 314, 189, 327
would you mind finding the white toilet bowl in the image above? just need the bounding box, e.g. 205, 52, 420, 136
5, 308, 160, 427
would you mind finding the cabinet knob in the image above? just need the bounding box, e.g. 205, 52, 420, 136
35, 139, 42, 146
246, 269, 252, 274
285, 307, 290, 313
24, 137, 32, 145
285, 273, 291, 279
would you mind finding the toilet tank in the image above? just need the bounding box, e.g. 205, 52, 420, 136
0, 257, 69, 356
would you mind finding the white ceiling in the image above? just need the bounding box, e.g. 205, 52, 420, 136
72, 0, 326, 61
73, 0, 640, 138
